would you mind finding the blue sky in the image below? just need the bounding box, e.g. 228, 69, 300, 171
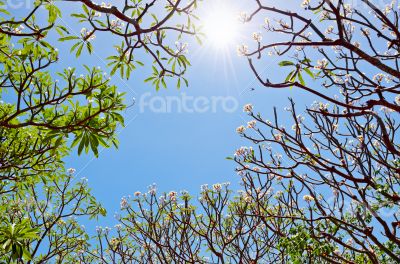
55, 0, 315, 227
4, 0, 399, 253
7, 0, 316, 227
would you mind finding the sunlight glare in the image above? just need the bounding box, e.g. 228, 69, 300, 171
203, 3, 239, 48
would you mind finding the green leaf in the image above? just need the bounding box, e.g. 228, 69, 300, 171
90, 136, 99, 157
22, 247, 32, 260
195, 35, 203, 45
303, 67, 314, 79
285, 71, 295, 82
46, 4, 61, 23
82, 4, 89, 15
77, 136, 85, 155
99, 207, 107, 217
279, 61, 295, 67
76, 43, 84, 57
161, 78, 167, 89
59, 36, 80, 42
298, 72, 305, 85
183, 78, 189, 87
56, 25, 70, 36
71, 13, 86, 19
113, 112, 125, 126
97, 136, 110, 148
87, 42, 93, 54
144, 77, 155, 83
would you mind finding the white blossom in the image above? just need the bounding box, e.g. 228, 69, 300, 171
67, 168, 76, 174
236, 125, 246, 134
243, 104, 253, 113
237, 44, 249, 56
303, 194, 314, 202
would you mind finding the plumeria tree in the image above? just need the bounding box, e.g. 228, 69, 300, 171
234, 0, 400, 262
76, 183, 290, 263
85, 0, 400, 263
0, 0, 200, 262
3, 0, 400, 263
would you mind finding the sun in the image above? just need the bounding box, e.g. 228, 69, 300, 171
202, 3, 239, 48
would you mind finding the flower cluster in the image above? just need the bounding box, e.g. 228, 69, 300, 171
237, 44, 249, 56
212, 183, 222, 192
320, 11, 330, 20
200, 184, 208, 192
314, 59, 328, 70
361, 28, 370, 36
373, 73, 384, 82
168, 191, 177, 201
12, 25, 24, 34
252, 32, 262, 42
277, 19, 290, 30
325, 26, 334, 34
247, 120, 257, 129
274, 133, 282, 141
80, 28, 96, 41
303, 194, 314, 202
237, 12, 248, 23
318, 102, 329, 111
234, 146, 253, 159
120, 197, 128, 209
110, 19, 125, 30
100, 2, 112, 8
236, 125, 246, 134
291, 123, 301, 132
243, 103, 253, 113
148, 183, 157, 195
301, 0, 310, 8
174, 42, 189, 55
109, 238, 120, 249
67, 168, 76, 174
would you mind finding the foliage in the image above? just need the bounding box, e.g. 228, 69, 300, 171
2, 0, 400, 263
0, 219, 39, 262
236, 0, 400, 262
0, 0, 199, 262
77, 0, 400, 263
